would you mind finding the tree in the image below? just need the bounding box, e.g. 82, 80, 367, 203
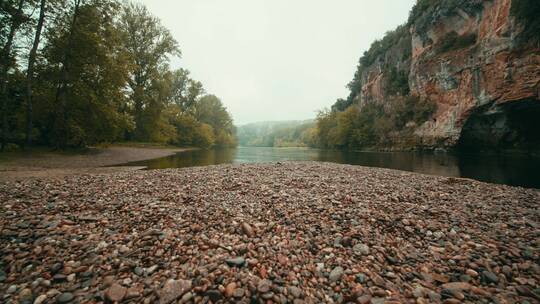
169, 68, 205, 112
194, 95, 235, 146
25, 0, 46, 147
120, 2, 180, 140
50, 0, 82, 148
1, 0, 25, 150
42, 0, 132, 147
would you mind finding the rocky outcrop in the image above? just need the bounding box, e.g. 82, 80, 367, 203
354, 0, 540, 151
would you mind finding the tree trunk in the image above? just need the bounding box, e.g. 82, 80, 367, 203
25, 0, 47, 148
53, 0, 81, 149
0, 0, 25, 151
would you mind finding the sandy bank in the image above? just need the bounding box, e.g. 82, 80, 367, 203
0, 146, 191, 182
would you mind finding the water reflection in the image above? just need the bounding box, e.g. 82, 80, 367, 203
122, 147, 540, 188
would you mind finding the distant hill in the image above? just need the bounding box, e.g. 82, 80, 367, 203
237, 120, 316, 147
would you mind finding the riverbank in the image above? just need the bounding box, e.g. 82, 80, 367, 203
0, 145, 192, 182
1, 162, 538, 303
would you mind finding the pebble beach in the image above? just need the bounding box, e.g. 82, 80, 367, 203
1, 162, 539, 303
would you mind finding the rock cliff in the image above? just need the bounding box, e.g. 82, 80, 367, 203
349, 0, 540, 152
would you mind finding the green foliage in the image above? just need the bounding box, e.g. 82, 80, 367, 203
358, 25, 410, 68
346, 24, 411, 105
38, 0, 133, 147
168, 112, 215, 148
436, 31, 477, 53
194, 95, 236, 147
331, 98, 351, 112
510, 0, 540, 44
315, 97, 436, 149
0, 0, 237, 150
121, 2, 180, 142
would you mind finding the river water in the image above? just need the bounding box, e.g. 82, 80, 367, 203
124, 146, 540, 188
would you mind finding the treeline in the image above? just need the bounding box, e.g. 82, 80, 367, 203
237, 120, 316, 147
0, 0, 236, 151
315, 97, 435, 149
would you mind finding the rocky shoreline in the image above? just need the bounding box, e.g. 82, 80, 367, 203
1, 162, 539, 303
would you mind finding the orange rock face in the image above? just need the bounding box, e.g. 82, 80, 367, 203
359, 0, 540, 149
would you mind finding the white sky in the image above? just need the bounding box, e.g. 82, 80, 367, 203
137, 0, 416, 125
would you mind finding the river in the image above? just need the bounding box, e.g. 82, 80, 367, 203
123, 146, 540, 188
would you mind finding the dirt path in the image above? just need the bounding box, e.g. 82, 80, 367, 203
0, 146, 191, 181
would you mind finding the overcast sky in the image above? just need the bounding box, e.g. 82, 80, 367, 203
137, 0, 416, 125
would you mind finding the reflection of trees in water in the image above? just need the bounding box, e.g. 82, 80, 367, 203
457, 153, 540, 188
146, 148, 237, 168
316, 150, 461, 177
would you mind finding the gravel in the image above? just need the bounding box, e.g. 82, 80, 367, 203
1, 162, 539, 303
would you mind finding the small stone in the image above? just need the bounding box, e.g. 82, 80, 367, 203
502, 265, 512, 278
357, 294, 372, 304
481, 271, 498, 284
66, 274, 75, 282
224, 282, 236, 297
53, 274, 66, 282
133, 267, 144, 276
233, 288, 245, 298
56, 292, 74, 303
46, 289, 61, 298
34, 294, 48, 304
413, 286, 425, 298
51, 263, 63, 274
7, 285, 17, 294
466, 269, 478, 277
459, 274, 471, 282
18, 288, 33, 304
261, 292, 274, 299
180, 292, 193, 303
205, 290, 222, 302
441, 282, 471, 290
329, 266, 344, 282
225, 257, 246, 267
105, 283, 127, 303
355, 273, 366, 283
126, 286, 142, 299
288, 286, 302, 298
241, 222, 255, 237
158, 279, 192, 304
257, 279, 272, 293
118, 245, 130, 254
353, 243, 370, 256
145, 265, 158, 275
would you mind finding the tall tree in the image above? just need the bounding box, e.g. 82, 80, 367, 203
169, 68, 204, 112
42, 0, 130, 147
52, 0, 81, 148
25, 0, 46, 147
120, 2, 180, 140
0, 0, 25, 150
